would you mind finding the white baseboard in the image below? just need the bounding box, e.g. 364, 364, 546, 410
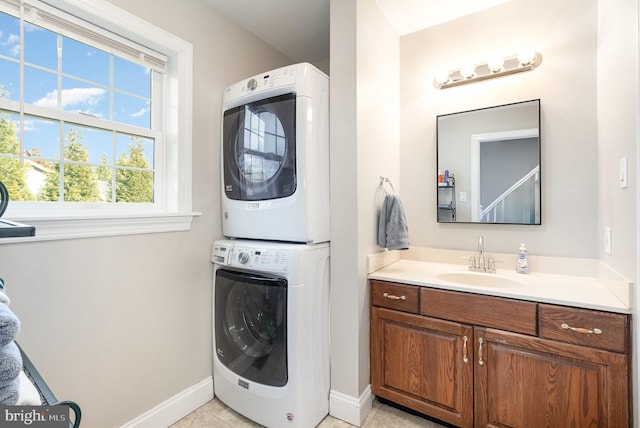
120, 377, 213, 428
329, 385, 374, 427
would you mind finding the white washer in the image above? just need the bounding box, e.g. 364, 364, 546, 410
221, 63, 329, 244
211, 239, 330, 427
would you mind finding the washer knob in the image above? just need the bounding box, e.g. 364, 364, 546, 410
237, 251, 250, 264
247, 79, 257, 91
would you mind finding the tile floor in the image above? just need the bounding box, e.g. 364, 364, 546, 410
171, 397, 450, 428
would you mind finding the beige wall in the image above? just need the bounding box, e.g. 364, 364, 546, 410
400, 0, 600, 259
343, 0, 638, 423
0, 1, 292, 426
0, 0, 635, 427
596, 0, 639, 421
597, 1, 638, 282
329, 0, 359, 407
397, 0, 638, 423
329, 0, 399, 423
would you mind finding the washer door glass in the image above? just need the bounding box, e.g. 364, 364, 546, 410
215, 268, 287, 387
223, 93, 296, 201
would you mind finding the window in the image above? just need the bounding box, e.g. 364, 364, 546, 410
0, 0, 195, 241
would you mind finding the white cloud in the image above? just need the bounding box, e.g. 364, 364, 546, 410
1, 33, 20, 58
33, 87, 106, 109
131, 107, 149, 118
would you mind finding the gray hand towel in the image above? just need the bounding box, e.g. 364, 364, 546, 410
0, 304, 19, 347
377, 194, 410, 250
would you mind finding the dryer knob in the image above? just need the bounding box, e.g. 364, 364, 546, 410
238, 251, 250, 264
247, 79, 258, 91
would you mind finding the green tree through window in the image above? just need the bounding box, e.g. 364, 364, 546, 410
40, 128, 100, 202
0, 111, 33, 201
116, 139, 153, 203
97, 154, 112, 202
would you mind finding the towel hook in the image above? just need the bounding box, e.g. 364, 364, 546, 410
379, 176, 395, 195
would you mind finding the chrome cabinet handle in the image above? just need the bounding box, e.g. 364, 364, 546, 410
478, 338, 484, 366
383, 292, 406, 301
462, 336, 469, 363
561, 323, 602, 335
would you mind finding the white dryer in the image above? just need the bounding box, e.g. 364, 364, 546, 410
221, 63, 329, 244
211, 239, 330, 428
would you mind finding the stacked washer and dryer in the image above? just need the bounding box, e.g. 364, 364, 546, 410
211, 63, 330, 427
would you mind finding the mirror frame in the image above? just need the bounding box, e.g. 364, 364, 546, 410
436, 99, 541, 225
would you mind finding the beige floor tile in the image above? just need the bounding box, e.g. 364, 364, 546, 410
173, 398, 447, 428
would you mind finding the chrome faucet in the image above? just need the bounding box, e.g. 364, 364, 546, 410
468, 235, 495, 273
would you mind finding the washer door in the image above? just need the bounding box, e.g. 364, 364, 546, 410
214, 268, 287, 386
222, 93, 296, 201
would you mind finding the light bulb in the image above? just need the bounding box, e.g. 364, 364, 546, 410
518, 49, 536, 66
488, 56, 504, 73
435, 70, 450, 85
460, 64, 475, 79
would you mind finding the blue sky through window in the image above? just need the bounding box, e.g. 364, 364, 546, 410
0, 10, 153, 167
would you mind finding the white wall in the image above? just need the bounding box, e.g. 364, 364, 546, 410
597, 1, 638, 284
329, 0, 399, 424
596, 0, 639, 423
396, 0, 638, 424
0, 1, 292, 426
400, 0, 599, 259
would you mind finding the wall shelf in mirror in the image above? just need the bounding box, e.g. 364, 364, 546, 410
437, 176, 456, 222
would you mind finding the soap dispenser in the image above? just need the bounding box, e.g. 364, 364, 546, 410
516, 243, 529, 274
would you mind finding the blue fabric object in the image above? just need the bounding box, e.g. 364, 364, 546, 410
377, 194, 410, 250
0, 303, 19, 347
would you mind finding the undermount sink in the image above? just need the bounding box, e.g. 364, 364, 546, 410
436, 271, 526, 288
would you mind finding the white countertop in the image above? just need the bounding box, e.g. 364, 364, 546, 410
369, 258, 631, 314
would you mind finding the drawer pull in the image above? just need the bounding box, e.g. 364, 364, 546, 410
561, 323, 602, 335
478, 338, 484, 366
383, 292, 406, 301
462, 336, 469, 363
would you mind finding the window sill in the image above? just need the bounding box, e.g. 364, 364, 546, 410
0, 212, 202, 243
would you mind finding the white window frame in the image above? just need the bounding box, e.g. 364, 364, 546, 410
0, 0, 198, 243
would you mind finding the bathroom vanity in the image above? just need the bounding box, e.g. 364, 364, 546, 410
369, 257, 631, 428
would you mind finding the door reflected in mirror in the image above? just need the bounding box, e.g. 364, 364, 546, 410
437, 99, 541, 224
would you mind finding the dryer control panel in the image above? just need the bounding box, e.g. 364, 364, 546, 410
212, 242, 289, 272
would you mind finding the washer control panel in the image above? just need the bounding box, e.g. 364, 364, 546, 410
212, 242, 289, 272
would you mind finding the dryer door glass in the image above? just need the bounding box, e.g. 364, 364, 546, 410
215, 268, 287, 386
223, 93, 296, 201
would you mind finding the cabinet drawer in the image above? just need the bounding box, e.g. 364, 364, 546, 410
370, 280, 419, 313
538, 304, 629, 353
420, 288, 537, 335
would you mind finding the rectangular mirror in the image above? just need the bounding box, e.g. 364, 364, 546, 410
437, 99, 541, 224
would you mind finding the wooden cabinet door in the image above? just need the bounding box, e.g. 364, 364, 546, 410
474, 327, 629, 428
371, 307, 474, 427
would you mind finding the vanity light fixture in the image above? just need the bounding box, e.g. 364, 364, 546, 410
487, 55, 504, 73
434, 50, 542, 89
460, 63, 476, 79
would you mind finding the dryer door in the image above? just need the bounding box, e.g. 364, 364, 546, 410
223, 93, 296, 201
214, 268, 287, 386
